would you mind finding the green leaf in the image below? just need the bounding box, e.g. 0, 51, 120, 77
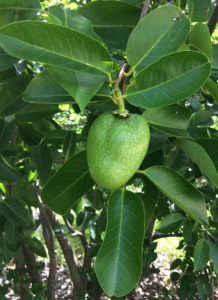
0, 197, 30, 227
0, 156, 24, 183
0, 67, 16, 82
0, 75, 31, 117
126, 51, 210, 109
212, 44, 218, 69
0, 120, 15, 152
204, 79, 218, 105
0, 48, 16, 71
188, 0, 213, 22
0, 21, 112, 75
95, 189, 145, 297
41, 151, 94, 215
15, 104, 59, 122
143, 104, 191, 130
141, 179, 158, 233
206, 240, 218, 273
30, 143, 52, 186
155, 213, 185, 233
142, 166, 208, 225
176, 0, 187, 9
177, 138, 218, 186
147, 129, 167, 154
0, 0, 41, 27
193, 239, 209, 272
4, 221, 23, 252
127, 5, 190, 71
48, 66, 106, 111
63, 131, 77, 159
150, 124, 190, 138
78, 1, 141, 50
189, 23, 212, 60
23, 70, 73, 104
27, 237, 47, 258
48, 5, 99, 40
18, 123, 42, 146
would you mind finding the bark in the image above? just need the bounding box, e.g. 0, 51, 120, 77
46, 209, 87, 300
15, 249, 28, 300
23, 244, 43, 287
39, 205, 56, 300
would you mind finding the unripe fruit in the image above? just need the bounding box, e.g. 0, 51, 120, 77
87, 112, 150, 189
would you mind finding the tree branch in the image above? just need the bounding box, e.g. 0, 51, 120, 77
141, 0, 151, 18
34, 187, 56, 300
47, 210, 87, 300
152, 232, 183, 241
208, 1, 218, 35
63, 217, 91, 270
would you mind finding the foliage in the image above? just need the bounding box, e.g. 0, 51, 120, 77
0, 0, 218, 299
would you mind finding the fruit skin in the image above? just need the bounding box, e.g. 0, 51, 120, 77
87, 112, 150, 189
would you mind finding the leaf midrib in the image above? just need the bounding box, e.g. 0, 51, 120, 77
126, 62, 208, 96
112, 189, 125, 292
0, 30, 109, 75
46, 168, 90, 202
128, 9, 182, 70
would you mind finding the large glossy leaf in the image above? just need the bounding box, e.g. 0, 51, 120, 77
141, 179, 159, 233
0, 48, 16, 71
0, 156, 23, 183
95, 189, 145, 297
30, 143, 52, 186
212, 44, 218, 69
0, 67, 16, 82
150, 124, 190, 138
0, 197, 30, 227
15, 104, 59, 122
48, 5, 99, 40
126, 51, 210, 109
0, 0, 41, 27
206, 240, 218, 272
127, 5, 190, 71
194, 239, 209, 272
78, 1, 141, 50
45, 5, 106, 110
23, 71, 73, 104
41, 151, 94, 215
0, 21, 112, 75
188, 0, 213, 22
27, 237, 47, 258
143, 104, 191, 130
48, 66, 106, 111
142, 166, 208, 225
155, 213, 185, 233
204, 79, 218, 105
63, 131, 77, 159
189, 23, 212, 60
177, 138, 218, 186
4, 221, 23, 252
0, 75, 31, 117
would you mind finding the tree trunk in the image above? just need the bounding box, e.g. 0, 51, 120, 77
46, 209, 88, 300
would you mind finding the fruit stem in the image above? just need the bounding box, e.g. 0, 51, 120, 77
114, 89, 126, 113
113, 63, 129, 114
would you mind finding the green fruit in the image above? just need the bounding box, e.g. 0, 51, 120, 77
87, 112, 150, 189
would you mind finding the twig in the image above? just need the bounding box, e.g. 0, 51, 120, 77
63, 217, 91, 269
141, 0, 151, 18
152, 232, 183, 241
114, 63, 128, 91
